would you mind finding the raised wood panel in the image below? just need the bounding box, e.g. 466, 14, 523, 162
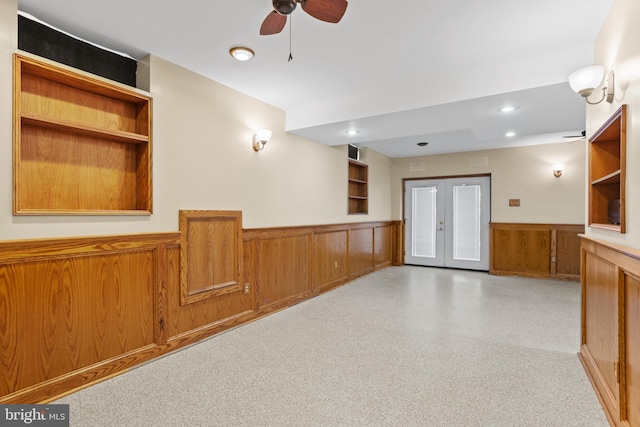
313, 230, 348, 291
492, 227, 550, 273
583, 251, 619, 412
167, 242, 253, 338
556, 227, 583, 276
349, 227, 374, 277
0, 233, 178, 400
255, 233, 311, 308
490, 223, 583, 280
374, 225, 393, 268
179, 211, 243, 305
624, 273, 640, 425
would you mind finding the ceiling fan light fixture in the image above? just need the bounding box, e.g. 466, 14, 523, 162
273, 0, 297, 15
229, 46, 255, 61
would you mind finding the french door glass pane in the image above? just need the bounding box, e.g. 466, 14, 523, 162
412, 187, 437, 258
452, 185, 481, 261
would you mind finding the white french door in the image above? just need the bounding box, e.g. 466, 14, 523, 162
404, 176, 490, 270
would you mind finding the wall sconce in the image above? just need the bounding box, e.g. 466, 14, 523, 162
553, 163, 565, 178
252, 129, 272, 151
568, 65, 614, 104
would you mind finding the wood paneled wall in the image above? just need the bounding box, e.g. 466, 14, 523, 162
580, 237, 640, 426
244, 221, 400, 312
489, 223, 584, 280
0, 233, 179, 403
0, 220, 401, 403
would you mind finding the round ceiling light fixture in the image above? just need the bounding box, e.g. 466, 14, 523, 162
346, 129, 360, 136
229, 46, 255, 61
505, 131, 516, 137
417, 142, 428, 147
500, 106, 516, 113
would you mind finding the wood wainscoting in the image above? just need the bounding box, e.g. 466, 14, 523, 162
489, 223, 584, 280
579, 236, 640, 426
0, 219, 401, 403
244, 221, 402, 314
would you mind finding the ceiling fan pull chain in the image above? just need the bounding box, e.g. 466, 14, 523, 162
288, 14, 293, 62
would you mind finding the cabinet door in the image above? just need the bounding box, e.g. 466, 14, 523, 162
625, 273, 640, 425
583, 251, 619, 414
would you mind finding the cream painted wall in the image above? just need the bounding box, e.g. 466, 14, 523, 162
0, 2, 393, 239
391, 142, 586, 224
584, 0, 640, 249
147, 55, 392, 230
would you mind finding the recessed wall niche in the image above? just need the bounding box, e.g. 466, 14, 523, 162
13, 54, 152, 215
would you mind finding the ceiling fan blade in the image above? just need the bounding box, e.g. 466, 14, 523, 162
563, 130, 586, 138
301, 0, 348, 23
260, 11, 287, 35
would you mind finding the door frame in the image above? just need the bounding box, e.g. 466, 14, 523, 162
401, 173, 492, 267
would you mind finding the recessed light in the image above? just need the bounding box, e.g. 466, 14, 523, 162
417, 142, 428, 147
500, 106, 516, 113
229, 46, 255, 61
346, 130, 360, 136
506, 131, 516, 137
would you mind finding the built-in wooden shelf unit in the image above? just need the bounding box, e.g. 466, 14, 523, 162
588, 105, 626, 232
13, 54, 152, 215
348, 159, 368, 215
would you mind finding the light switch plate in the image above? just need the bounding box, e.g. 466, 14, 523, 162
509, 199, 521, 207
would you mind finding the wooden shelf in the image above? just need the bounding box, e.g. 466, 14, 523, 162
349, 178, 367, 184
588, 105, 626, 232
591, 169, 621, 185
21, 113, 149, 144
590, 223, 621, 232
13, 54, 152, 215
348, 160, 368, 215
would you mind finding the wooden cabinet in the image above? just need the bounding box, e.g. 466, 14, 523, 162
13, 53, 152, 215
580, 236, 640, 426
348, 160, 368, 214
588, 105, 626, 232
489, 223, 583, 280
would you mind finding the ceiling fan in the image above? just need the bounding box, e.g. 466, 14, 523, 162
563, 130, 586, 143
260, 0, 348, 35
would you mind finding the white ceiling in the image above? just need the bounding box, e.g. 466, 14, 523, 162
17, 0, 612, 157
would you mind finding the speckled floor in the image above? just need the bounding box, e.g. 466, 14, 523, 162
57, 266, 609, 426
